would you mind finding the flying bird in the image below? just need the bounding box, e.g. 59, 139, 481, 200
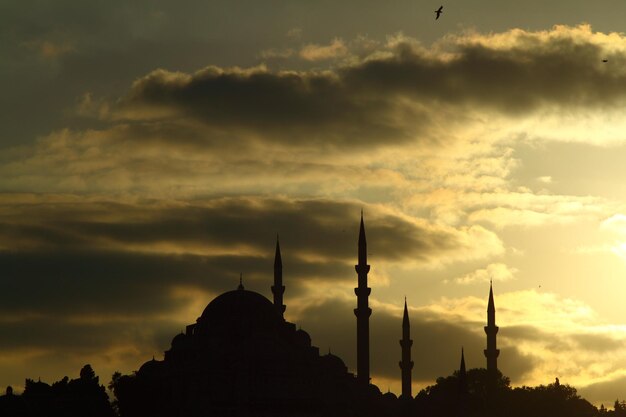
435, 6, 443, 20
602, 59, 608, 63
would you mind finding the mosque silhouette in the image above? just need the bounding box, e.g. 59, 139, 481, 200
112, 214, 500, 417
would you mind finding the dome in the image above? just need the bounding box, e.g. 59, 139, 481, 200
382, 391, 397, 401
171, 332, 189, 349
320, 353, 348, 375
294, 329, 312, 347
196, 288, 282, 335
138, 358, 164, 376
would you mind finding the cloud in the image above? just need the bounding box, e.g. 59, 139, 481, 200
299, 38, 348, 61
452, 191, 606, 229
338, 24, 626, 116
0, 317, 164, 353
0, 195, 502, 263
579, 374, 626, 407
4, 26, 626, 229
0, 195, 505, 319
6, 125, 607, 236
453, 263, 518, 285
601, 214, 626, 235
59, 23, 623, 182
259, 48, 295, 59
570, 333, 625, 353
115, 64, 430, 149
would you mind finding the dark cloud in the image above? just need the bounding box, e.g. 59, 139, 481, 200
579, 375, 626, 406
115, 27, 626, 150
344, 36, 618, 115
0, 196, 482, 265
503, 325, 551, 343
119, 66, 428, 147
0, 317, 170, 354
0, 250, 247, 316
297, 298, 535, 383
0, 246, 362, 317
504, 325, 625, 353
0, 196, 494, 319
571, 333, 624, 353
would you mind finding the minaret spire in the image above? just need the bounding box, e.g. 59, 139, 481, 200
460, 347, 466, 375
354, 210, 371, 385
238, 273, 244, 290
458, 347, 468, 416
399, 297, 413, 399
484, 280, 500, 378
459, 347, 467, 391
271, 234, 286, 319
358, 210, 367, 265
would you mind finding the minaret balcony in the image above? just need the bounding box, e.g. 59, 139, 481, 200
399, 339, 413, 348
353, 307, 372, 317
484, 325, 499, 334
354, 287, 371, 296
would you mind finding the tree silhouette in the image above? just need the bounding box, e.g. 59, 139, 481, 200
80, 364, 97, 382
0, 365, 114, 417
613, 400, 626, 416
413, 369, 601, 417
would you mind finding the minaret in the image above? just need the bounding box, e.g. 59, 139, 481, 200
354, 211, 371, 385
399, 297, 413, 399
457, 347, 468, 417
271, 235, 286, 319
484, 281, 500, 377
458, 347, 467, 394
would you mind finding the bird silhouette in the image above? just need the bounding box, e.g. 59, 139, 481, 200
602, 59, 608, 63
435, 6, 443, 20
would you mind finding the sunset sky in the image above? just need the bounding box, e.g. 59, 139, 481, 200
5, 0, 626, 407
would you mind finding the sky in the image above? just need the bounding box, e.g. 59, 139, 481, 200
5, 0, 626, 407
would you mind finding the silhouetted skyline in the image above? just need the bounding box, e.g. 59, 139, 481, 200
5, 0, 626, 408
1, 218, 620, 416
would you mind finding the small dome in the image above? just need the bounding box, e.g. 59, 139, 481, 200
383, 391, 397, 401
138, 358, 164, 376
171, 332, 189, 349
294, 329, 311, 347
320, 353, 348, 375
367, 383, 382, 397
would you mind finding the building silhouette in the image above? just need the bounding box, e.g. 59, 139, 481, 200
484, 280, 500, 379
399, 298, 413, 400
112, 216, 387, 417
457, 348, 469, 417
458, 348, 467, 395
354, 211, 372, 385
110, 214, 503, 416
271, 235, 286, 319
